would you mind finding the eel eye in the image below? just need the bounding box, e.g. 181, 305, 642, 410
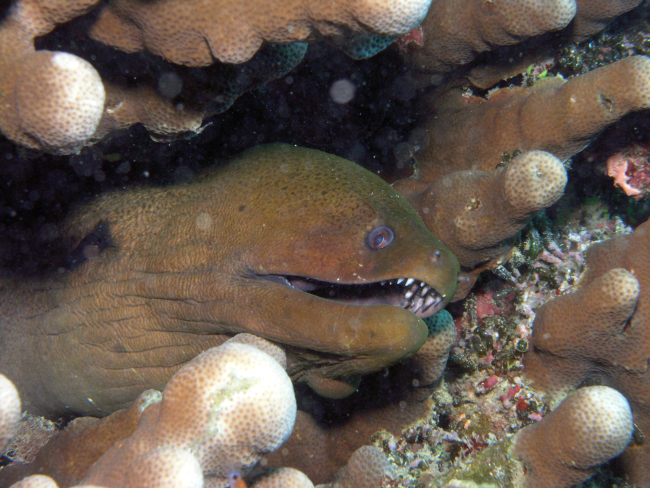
367, 226, 394, 250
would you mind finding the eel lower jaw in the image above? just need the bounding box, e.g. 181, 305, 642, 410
256, 274, 446, 318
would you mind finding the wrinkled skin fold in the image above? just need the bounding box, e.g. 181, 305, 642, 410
0, 144, 459, 417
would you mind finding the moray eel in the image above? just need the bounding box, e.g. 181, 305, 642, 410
0, 144, 459, 417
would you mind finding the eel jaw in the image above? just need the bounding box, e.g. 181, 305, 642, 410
257, 274, 446, 318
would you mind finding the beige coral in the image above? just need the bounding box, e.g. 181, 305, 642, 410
79, 336, 297, 488
524, 218, 650, 485
326, 445, 394, 488
513, 386, 634, 488
394, 150, 566, 298
251, 468, 314, 488
1, 0, 425, 154
0, 0, 105, 154
0, 373, 21, 454
403, 0, 576, 74
89, 0, 432, 65
572, 0, 643, 41
414, 55, 650, 182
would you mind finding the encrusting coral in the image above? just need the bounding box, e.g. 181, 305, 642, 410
1, 334, 302, 488
394, 150, 567, 298
524, 218, 650, 486
0, 0, 430, 154
414, 55, 650, 182
513, 386, 634, 488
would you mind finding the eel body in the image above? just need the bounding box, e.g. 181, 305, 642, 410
0, 144, 459, 417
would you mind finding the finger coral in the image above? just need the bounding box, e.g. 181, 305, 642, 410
0, 374, 21, 453
89, 0, 432, 65
513, 386, 634, 488
250, 468, 314, 488
81, 337, 297, 488
572, 0, 643, 41
326, 445, 394, 488
415, 55, 650, 182
0, 0, 427, 154
402, 0, 576, 75
524, 218, 650, 485
1, 335, 299, 488
394, 150, 566, 297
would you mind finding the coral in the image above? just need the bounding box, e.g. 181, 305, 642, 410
513, 386, 634, 488
524, 218, 650, 485
0, 391, 159, 487
394, 151, 567, 298
8, 475, 60, 488
402, 0, 576, 74
327, 445, 394, 488
250, 468, 314, 488
0, 374, 21, 454
572, 0, 643, 41
0, 0, 105, 155
414, 55, 650, 182
1, 334, 299, 488
81, 336, 297, 488
0, 0, 426, 154
88, 0, 432, 65
416, 310, 457, 384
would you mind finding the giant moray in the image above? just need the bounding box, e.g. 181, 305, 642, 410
0, 144, 459, 417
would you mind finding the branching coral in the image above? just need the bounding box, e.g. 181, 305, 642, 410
0, 374, 21, 454
402, 0, 576, 75
524, 218, 650, 485
0, 0, 429, 154
1, 334, 302, 488
513, 386, 634, 488
394, 150, 567, 299
414, 55, 650, 182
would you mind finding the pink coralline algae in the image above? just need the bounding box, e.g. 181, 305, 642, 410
607, 144, 650, 200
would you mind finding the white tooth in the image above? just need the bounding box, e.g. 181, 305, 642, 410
420, 285, 430, 296
381, 281, 386, 286
397, 278, 405, 284
412, 297, 424, 313
424, 295, 435, 309
420, 282, 425, 287
405, 288, 416, 300
405, 278, 414, 286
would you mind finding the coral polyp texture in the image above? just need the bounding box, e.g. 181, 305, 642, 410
513, 386, 634, 488
571, 0, 643, 40
89, 0, 432, 65
82, 338, 297, 488
524, 218, 650, 485
0, 0, 428, 154
402, 0, 576, 74
394, 150, 567, 298
415, 55, 650, 182
0, 374, 21, 454
2, 335, 299, 488
250, 468, 314, 488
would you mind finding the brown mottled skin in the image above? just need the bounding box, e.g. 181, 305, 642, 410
0, 144, 459, 417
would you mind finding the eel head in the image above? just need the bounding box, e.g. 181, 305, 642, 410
2, 144, 459, 416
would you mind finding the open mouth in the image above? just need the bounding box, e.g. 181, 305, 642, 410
258, 274, 445, 318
